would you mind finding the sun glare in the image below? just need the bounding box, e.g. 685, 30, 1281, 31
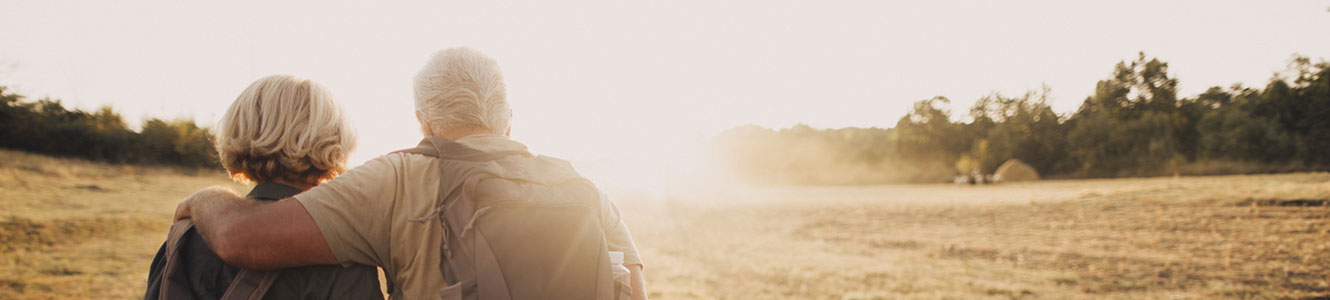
566, 136, 720, 201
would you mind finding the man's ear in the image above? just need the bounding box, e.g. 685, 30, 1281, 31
416, 112, 433, 136
505, 110, 513, 137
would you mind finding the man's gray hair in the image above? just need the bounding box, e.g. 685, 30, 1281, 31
414, 47, 510, 136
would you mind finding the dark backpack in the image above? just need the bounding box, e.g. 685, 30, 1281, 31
152, 219, 279, 300
395, 137, 618, 300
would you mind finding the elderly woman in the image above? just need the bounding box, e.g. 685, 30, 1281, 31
143, 75, 384, 299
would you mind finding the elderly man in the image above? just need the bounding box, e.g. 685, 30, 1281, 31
175, 47, 647, 299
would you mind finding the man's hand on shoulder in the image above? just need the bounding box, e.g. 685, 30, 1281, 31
176, 185, 338, 270
174, 186, 238, 221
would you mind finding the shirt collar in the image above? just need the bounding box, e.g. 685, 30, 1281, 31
454, 134, 530, 154
246, 182, 303, 201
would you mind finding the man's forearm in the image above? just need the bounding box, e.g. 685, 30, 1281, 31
175, 186, 339, 269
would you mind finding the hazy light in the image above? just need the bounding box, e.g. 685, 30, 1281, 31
1, 0, 1327, 193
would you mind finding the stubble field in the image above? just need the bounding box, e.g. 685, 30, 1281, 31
2, 149, 1328, 299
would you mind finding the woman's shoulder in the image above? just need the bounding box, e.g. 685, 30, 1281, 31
174, 209, 383, 299
180, 230, 241, 298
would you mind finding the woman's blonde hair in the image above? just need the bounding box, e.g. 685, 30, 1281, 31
216, 74, 357, 186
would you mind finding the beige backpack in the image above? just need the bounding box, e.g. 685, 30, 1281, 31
395, 137, 620, 300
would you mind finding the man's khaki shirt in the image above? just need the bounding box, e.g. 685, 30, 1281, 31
295, 134, 642, 299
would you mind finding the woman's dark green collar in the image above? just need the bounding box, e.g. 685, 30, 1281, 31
246, 182, 303, 201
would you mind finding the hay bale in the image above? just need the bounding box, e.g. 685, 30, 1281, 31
995, 159, 1039, 182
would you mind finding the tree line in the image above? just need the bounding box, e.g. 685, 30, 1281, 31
0, 86, 217, 168
713, 53, 1330, 184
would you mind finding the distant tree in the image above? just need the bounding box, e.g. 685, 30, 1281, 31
895, 96, 965, 160
0, 86, 218, 168
1196, 88, 1297, 163
961, 88, 1070, 175
1291, 58, 1330, 166
705, 52, 1326, 185
140, 118, 216, 168
1067, 53, 1185, 177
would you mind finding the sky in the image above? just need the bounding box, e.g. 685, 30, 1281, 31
1, 0, 1328, 170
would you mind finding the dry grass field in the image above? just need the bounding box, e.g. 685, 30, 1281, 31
0, 149, 249, 299
628, 176, 1330, 299
2, 149, 1328, 299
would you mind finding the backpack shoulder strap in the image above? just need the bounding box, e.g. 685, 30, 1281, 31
219, 269, 279, 300
158, 219, 196, 300
157, 219, 280, 300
